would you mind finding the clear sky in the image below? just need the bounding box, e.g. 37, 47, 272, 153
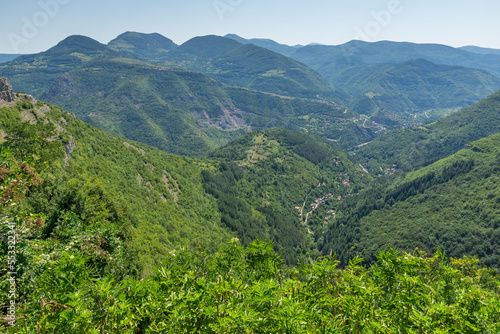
1, 0, 500, 54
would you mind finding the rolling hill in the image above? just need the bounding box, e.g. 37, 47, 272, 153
206, 127, 372, 263
0, 35, 125, 95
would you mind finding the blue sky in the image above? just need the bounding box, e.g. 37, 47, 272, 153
1, 0, 500, 54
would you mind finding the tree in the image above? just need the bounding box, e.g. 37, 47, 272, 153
4, 122, 63, 168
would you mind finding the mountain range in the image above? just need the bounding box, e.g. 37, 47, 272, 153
226, 34, 500, 124
1, 32, 500, 269
0, 34, 377, 156
1, 29, 500, 329
4, 32, 500, 133
111, 33, 345, 102
460, 45, 500, 56
227, 35, 500, 77
2, 69, 500, 270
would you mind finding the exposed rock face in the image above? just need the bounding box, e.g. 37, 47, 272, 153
0, 76, 15, 102
64, 136, 76, 166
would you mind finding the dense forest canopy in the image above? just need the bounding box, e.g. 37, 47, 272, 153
1, 30, 500, 331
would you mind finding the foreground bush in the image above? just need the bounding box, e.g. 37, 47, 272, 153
4, 238, 499, 333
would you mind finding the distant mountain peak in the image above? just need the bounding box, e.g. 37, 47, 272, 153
55, 35, 107, 51
109, 31, 177, 53
183, 35, 242, 47
177, 35, 243, 58
224, 33, 244, 41
224, 34, 304, 49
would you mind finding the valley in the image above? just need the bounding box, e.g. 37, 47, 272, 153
1, 28, 500, 332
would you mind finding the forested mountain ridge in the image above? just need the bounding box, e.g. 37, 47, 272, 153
0, 86, 233, 274
0, 35, 379, 157
205, 127, 373, 263
225, 34, 500, 75
0, 35, 125, 95
0, 80, 374, 269
355, 89, 500, 173
322, 131, 500, 268
289, 40, 500, 79
227, 34, 500, 77
39, 59, 250, 156
158, 35, 346, 102
334, 59, 500, 124
37, 58, 377, 156
0, 33, 344, 104
108, 31, 178, 59
226, 34, 500, 125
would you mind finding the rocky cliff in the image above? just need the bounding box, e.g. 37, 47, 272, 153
0, 76, 15, 102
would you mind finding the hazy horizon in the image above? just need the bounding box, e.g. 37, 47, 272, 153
1, 0, 500, 54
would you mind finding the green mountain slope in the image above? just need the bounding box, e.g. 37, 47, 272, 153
322, 132, 500, 267
161, 35, 345, 102
205, 128, 372, 263
0, 91, 232, 275
108, 31, 178, 59
0, 35, 124, 95
40, 59, 249, 156
355, 89, 500, 173
336, 59, 500, 124
224, 37, 500, 123
32, 59, 376, 156
0, 78, 374, 269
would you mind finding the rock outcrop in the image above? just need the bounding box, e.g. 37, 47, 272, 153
0, 76, 15, 102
